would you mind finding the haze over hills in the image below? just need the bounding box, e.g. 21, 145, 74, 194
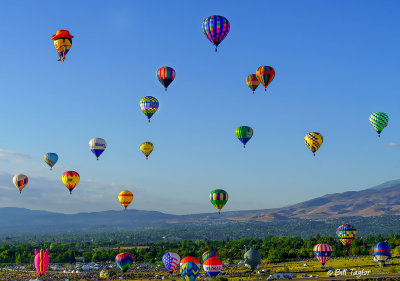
1, 180, 400, 236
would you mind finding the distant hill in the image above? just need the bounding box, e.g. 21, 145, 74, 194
1, 180, 400, 236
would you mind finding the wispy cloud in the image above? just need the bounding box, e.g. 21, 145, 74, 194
383, 142, 400, 147
0, 149, 31, 162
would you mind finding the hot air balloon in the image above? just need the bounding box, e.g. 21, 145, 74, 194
256, 66, 275, 92
304, 132, 323, 156
373, 242, 391, 267
157, 67, 176, 91
140, 96, 159, 123
140, 142, 154, 160
209, 189, 228, 214
235, 126, 253, 148
116, 253, 134, 272
202, 250, 217, 263
44, 153, 58, 170
202, 15, 230, 52
244, 247, 261, 271
246, 74, 260, 94
336, 224, 357, 246
203, 257, 222, 277
118, 190, 133, 210
34, 249, 49, 276
62, 171, 80, 194
369, 112, 389, 137
100, 268, 117, 279
180, 257, 200, 281
313, 244, 332, 266
162, 252, 181, 274
51, 30, 73, 62
89, 138, 107, 160
13, 174, 28, 194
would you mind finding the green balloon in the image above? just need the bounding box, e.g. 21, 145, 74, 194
209, 189, 228, 214
369, 112, 388, 137
235, 126, 253, 148
244, 248, 261, 271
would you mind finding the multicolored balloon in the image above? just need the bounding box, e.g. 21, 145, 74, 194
162, 252, 181, 273
313, 244, 332, 266
13, 174, 28, 194
62, 171, 80, 194
373, 242, 391, 266
115, 253, 134, 272
180, 257, 200, 281
202, 250, 217, 263
99, 268, 117, 279
369, 112, 389, 137
246, 74, 260, 94
44, 153, 58, 170
210, 189, 228, 214
235, 126, 253, 148
140, 96, 159, 123
118, 190, 133, 209
203, 257, 222, 277
157, 67, 176, 91
202, 15, 230, 52
34, 249, 49, 276
140, 142, 154, 160
304, 132, 323, 156
89, 138, 107, 160
51, 30, 73, 62
336, 224, 357, 246
256, 66, 275, 92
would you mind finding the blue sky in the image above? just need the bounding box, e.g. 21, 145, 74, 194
0, 0, 399, 214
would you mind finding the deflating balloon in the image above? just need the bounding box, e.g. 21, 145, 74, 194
62, 171, 80, 194
180, 257, 200, 281
336, 224, 357, 246
210, 189, 228, 214
99, 268, 117, 279
246, 74, 260, 94
313, 244, 332, 266
203, 257, 222, 277
162, 252, 181, 273
202, 15, 230, 52
256, 66, 275, 92
235, 126, 253, 148
373, 242, 391, 266
304, 132, 323, 156
51, 30, 73, 62
202, 250, 217, 263
115, 253, 134, 272
369, 112, 389, 137
118, 190, 133, 209
140, 96, 159, 123
157, 67, 176, 91
13, 174, 28, 194
34, 249, 49, 276
140, 142, 154, 159
89, 138, 107, 160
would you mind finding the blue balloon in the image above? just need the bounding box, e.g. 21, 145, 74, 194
44, 153, 58, 170
373, 242, 391, 265
181, 262, 200, 281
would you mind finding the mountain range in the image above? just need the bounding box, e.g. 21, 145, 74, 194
1, 180, 400, 237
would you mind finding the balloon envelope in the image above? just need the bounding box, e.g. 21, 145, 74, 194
89, 138, 107, 160
235, 126, 253, 148
202, 250, 217, 263
44, 153, 58, 169
313, 244, 332, 266
157, 66, 176, 90
180, 258, 200, 281
162, 252, 181, 273
140, 142, 154, 159
246, 74, 260, 93
13, 174, 28, 193
115, 253, 134, 272
99, 268, 117, 279
304, 132, 323, 156
369, 112, 389, 137
336, 224, 357, 246
34, 249, 49, 276
51, 30, 73, 62
203, 257, 222, 277
118, 190, 133, 209
373, 242, 391, 265
62, 171, 80, 194
140, 96, 159, 122
210, 189, 228, 213
202, 15, 230, 51
256, 66, 275, 91
244, 248, 261, 271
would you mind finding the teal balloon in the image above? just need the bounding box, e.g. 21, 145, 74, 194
244, 248, 261, 271
181, 262, 200, 281
44, 153, 58, 170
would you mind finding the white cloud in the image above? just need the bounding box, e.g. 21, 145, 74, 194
384, 142, 400, 147
0, 149, 31, 162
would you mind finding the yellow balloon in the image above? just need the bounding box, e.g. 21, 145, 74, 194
140, 142, 154, 159
304, 132, 323, 156
62, 171, 80, 194
118, 190, 133, 209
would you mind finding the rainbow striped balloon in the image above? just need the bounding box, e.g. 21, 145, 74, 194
256, 66, 275, 92
115, 253, 134, 272
157, 66, 176, 91
246, 74, 260, 94
44, 153, 58, 170
202, 15, 230, 52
